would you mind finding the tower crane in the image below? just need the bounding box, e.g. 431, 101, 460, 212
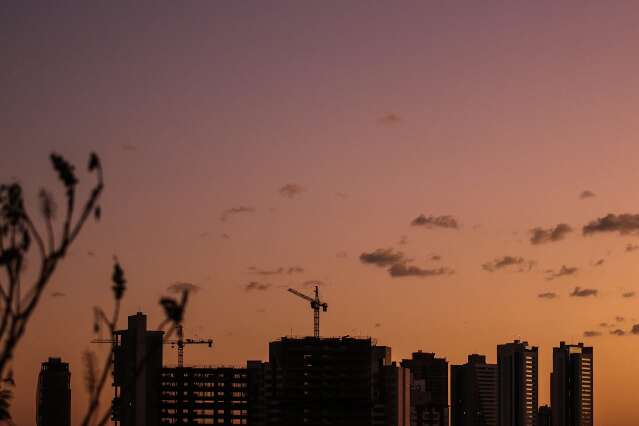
287, 285, 327, 338
167, 324, 213, 367
91, 324, 213, 368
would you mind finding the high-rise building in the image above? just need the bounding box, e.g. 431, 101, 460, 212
538, 405, 552, 426
267, 336, 400, 426
551, 342, 593, 426
400, 351, 449, 426
451, 354, 497, 426
112, 312, 164, 426
36, 357, 71, 426
497, 340, 538, 426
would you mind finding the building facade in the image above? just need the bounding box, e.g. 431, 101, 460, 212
267, 336, 401, 426
400, 351, 449, 426
451, 354, 497, 426
538, 405, 552, 426
159, 366, 248, 424
551, 342, 593, 426
112, 312, 164, 426
36, 357, 71, 426
497, 340, 538, 426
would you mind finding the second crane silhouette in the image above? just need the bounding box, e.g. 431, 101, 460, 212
287, 285, 328, 338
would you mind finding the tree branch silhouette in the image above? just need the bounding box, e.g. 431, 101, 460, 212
0, 152, 104, 420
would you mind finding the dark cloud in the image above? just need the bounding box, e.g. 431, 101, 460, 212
221, 233, 231, 240
244, 281, 271, 292
583, 330, 601, 337
626, 244, 639, 252
579, 190, 596, 199
610, 329, 626, 336
583, 213, 639, 236
288, 266, 304, 274
570, 287, 597, 297
167, 282, 201, 294
538, 292, 558, 299
220, 206, 255, 222
388, 263, 453, 278
593, 259, 605, 267
87, 251, 95, 257
599, 322, 609, 327
481, 256, 534, 272
616, 316, 625, 322
431, 255, 442, 261
279, 183, 305, 198
378, 112, 401, 125
546, 265, 578, 281
360, 248, 406, 267
411, 214, 459, 229
622, 291, 636, 298
529, 223, 573, 244
374, 323, 382, 328
632, 324, 639, 335
51, 292, 66, 298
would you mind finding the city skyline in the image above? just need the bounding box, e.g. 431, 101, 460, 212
3, 2, 639, 424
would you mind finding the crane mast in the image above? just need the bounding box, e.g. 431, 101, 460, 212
287, 285, 328, 338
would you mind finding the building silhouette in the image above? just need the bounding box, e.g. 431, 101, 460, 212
538, 405, 552, 426
451, 354, 497, 426
400, 351, 449, 426
112, 312, 164, 426
497, 340, 538, 426
551, 342, 593, 426
266, 336, 406, 426
36, 357, 71, 426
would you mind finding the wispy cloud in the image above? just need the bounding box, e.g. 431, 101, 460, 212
388, 263, 453, 278
378, 112, 401, 125
411, 214, 459, 229
570, 287, 597, 297
248, 266, 304, 276
529, 223, 572, 244
279, 183, 305, 198
546, 265, 578, 280
167, 282, 200, 293
481, 256, 534, 272
336, 251, 348, 259
220, 206, 255, 222
583, 213, 639, 236
538, 292, 558, 299
51, 291, 66, 298
245, 281, 271, 292
579, 190, 596, 199
360, 248, 406, 267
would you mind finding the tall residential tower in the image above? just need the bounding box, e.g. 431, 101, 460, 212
497, 340, 538, 426
36, 357, 71, 426
451, 354, 497, 426
551, 342, 593, 426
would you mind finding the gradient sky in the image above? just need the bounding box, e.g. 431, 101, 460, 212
3, 2, 639, 424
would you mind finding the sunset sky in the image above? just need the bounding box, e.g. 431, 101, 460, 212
3, 2, 639, 424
